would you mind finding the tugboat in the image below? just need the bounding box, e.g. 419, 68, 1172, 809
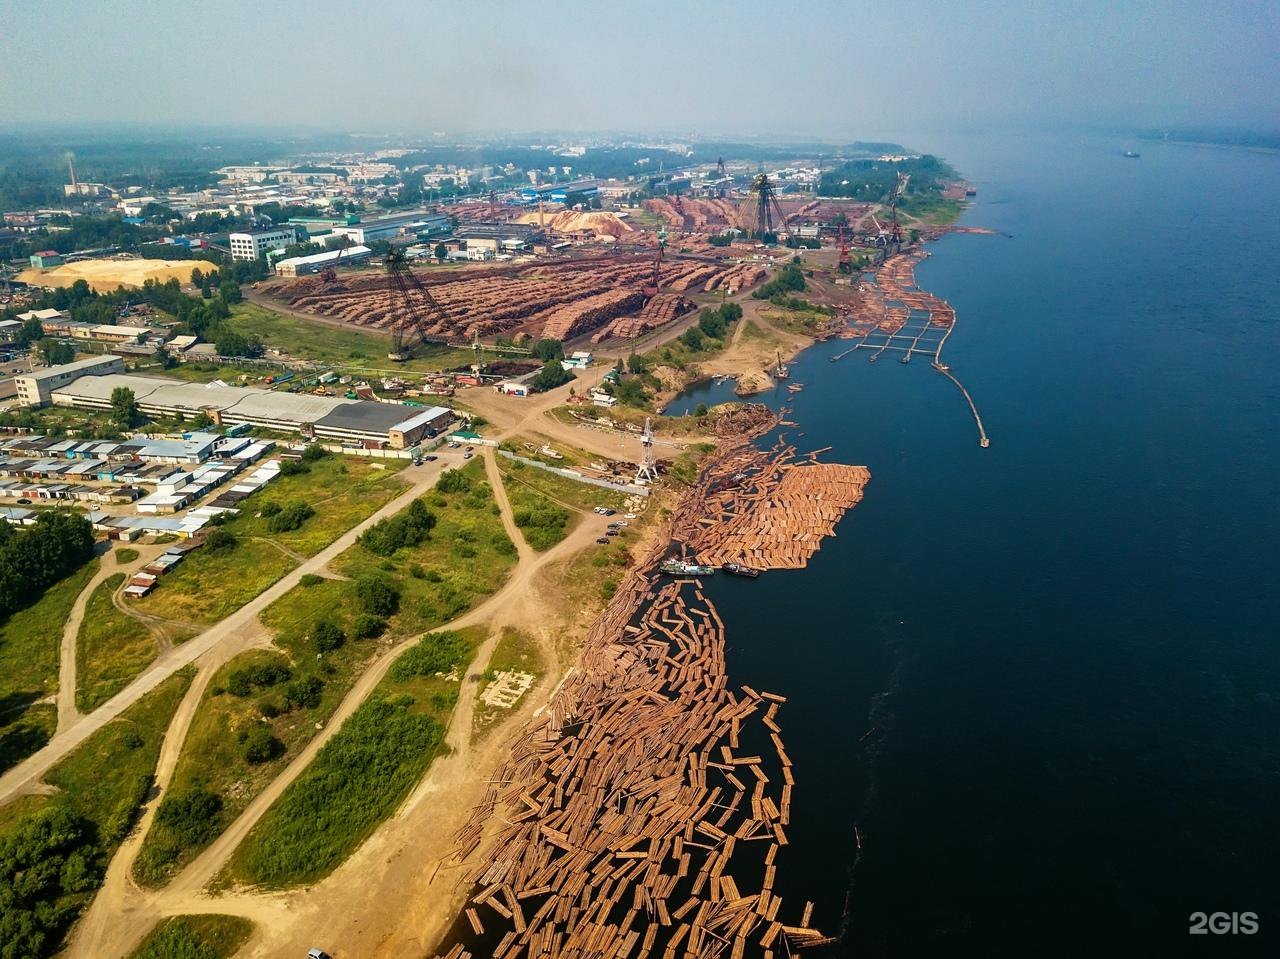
661, 559, 717, 577
722, 563, 760, 579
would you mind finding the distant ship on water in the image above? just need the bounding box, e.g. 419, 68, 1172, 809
1123, 150, 1141, 158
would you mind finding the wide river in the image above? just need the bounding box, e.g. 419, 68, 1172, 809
671, 132, 1280, 955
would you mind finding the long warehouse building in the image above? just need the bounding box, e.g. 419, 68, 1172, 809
46, 371, 452, 449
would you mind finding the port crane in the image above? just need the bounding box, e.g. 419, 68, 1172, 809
739, 173, 788, 238
642, 225, 668, 298
319, 233, 351, 286
888, 171, 910, 248
634, 417, 659, 484
837, 224, 853, 274
383, 248, 454, 361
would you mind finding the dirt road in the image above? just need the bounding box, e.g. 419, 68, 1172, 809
0, 456, 458, 806
67, 455, 616, 959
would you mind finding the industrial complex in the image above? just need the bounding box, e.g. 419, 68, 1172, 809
16, 358, 454, 449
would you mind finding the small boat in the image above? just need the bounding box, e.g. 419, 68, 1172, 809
722, 563, 760, 579
1123, 150, 1141, 158
661, 559, 716, 576
786, 383, 804, 393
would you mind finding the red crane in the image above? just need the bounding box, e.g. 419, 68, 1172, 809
837, 225, 853, 274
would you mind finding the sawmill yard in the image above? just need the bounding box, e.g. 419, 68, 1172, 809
253, 253, 770, 346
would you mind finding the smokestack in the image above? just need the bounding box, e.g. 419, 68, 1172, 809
66, 152, 78, 189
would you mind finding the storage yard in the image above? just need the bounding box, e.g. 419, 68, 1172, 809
254, 254, 768, 344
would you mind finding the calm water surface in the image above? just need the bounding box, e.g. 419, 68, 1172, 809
691, 133, 1280, 956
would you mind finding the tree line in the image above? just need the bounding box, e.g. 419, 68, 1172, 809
0, 510, 95, 622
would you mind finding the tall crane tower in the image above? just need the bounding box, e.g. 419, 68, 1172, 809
384, 248, 452, 361
635, 417, 659, 484
716, 156, 728, 198
888, 172, 910, 248
319, 233, 350, 286
642, 226, 667, 298
837, 224, 853, 274
739, 173, 787, 238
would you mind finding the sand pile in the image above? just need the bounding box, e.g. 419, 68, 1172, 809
18, 258, 202, 293
513, 210, 634, 238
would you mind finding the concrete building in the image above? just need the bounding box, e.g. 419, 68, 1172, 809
15, 355, 125, 407
329, 212, 449, 246
46, 368, 454, 449
229, 226, 297, 261
274, 244, 373, 277
313, 403, 453, 449
28, 251, 63, 269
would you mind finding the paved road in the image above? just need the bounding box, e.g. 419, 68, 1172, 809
0, 456, 456, 805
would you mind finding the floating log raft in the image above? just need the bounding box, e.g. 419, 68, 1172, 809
433, 421, 860, 958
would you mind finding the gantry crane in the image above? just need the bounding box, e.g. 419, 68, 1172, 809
384, 248, 453, 361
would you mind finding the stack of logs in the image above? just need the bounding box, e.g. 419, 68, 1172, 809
436, 422, 865, 959
679, 453, 870, 571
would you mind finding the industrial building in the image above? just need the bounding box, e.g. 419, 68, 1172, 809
37, 361, 454, 450
520, 180, 600, 206
328, 212, 449, 246
229, 226, 298, 261
14, 355, 125, 407
274, 244, 373, 277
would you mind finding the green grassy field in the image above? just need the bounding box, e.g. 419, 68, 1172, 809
134, 462, 512, 887
499, 456, 629, 514
332, 460, 516, 635
474, 626, 543, 736
225, 628, 481, 888
0, 669, 194, 959
497, 466, 574, 550
0, 558, 99, 773
129, 915, 253, 959
227, 302, 476, 373
76, 573, 157, 712
136, 454, 407, 626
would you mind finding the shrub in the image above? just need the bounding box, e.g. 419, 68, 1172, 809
259, 502, 281, 517
351, 613, 387, 640
435, 468, 471, 494
258, 699, 281, 719
204, 528, 238, 554
390, 631, 471, 681
241, 726, 284, 764
284, 675, 324, 710
355, 575, 399, 617
266, 501, 315, 533
226, 661, 292, 696
299, 573, 324, 588
278, 460, 309, 477
358, 499, 435, 556
155, 786, 223, 847
311, 619, 345, 653
300, 443, 328, 462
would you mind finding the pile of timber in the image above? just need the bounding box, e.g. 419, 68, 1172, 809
439, 580, 831, 958
675, 443, 870, 571
434, 422, 855, 958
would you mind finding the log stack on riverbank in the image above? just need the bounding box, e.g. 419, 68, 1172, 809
434, 425, 862, 958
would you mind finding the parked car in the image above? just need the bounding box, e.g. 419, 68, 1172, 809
596, 537, 611, 544
307, 950, 333, 959
16, 498, 31, 505
465, 445, 474, 452
624, 513, 638, 519
606, 529, 619, 536
422, 454, 438, 462
463, 452, 474, 459
603, 509, 617, 516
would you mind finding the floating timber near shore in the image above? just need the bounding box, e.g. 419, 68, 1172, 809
434, 419, 864, 958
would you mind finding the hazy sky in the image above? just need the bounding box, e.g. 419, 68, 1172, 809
2, 0, 1276, 138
